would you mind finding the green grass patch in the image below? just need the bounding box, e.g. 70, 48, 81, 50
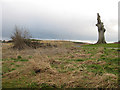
15, 65, 21, 67
40, 83, 57, 88
31, 70, 36, 76
27, 82, 38, 88
10, 63, 15, 65
87, 64, 104, 75
2, 66, 11, 74
104, 58, 120, 65
2, 64, 16, 74
28, 56, 32, 59
17, 56, 22, 59
2, 76, 38, 88
11, 68, 16, 71
11, 58, 29, 62
83, 43, 118, 48
103, 64, 118, 75
50, 64, 58, 69
75, 59, 84, 62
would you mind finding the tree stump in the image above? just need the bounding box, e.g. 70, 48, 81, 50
96, 13, 106, 44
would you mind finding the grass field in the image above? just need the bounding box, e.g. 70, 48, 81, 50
2, 41, 119, 88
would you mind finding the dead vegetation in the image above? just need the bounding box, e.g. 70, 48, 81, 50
10, 26, 57, 50
2, 41, 119, 88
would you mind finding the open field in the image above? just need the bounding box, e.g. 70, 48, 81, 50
2, 40, 119, 88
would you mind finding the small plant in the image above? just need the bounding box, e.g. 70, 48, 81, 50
16, 65, 20, 67
31, 71, 36, 76
73, 64, 77, 66
11, 68, 16, 71
50, 64, 58, 68
100, 54, 105, 57
10, 63, 14, 65
17, 56, 22, 59
40, 83, 54, 88
28, 56, 32, 59
20, 59, 29, 62
27, 82, 38, 88
61, 83, 66, 88
71, 55, 74, 58
101, 57, 106, 60
88, 51, 91, 54
104, 47, 106, 50
48, 56, 50, 58
11, 58, 29, 62
117, 49, 120, 52
76, 59, 84, 62
11, 26, 32, 50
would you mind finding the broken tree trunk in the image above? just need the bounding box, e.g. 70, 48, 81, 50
96, 13, 106, 44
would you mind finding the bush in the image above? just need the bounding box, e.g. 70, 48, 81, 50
11, 26, 56, 50
11, 26, 32, 50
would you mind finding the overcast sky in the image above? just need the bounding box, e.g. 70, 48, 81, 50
1, 0, 119, 42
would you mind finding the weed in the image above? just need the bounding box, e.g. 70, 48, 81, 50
27, 82, 38, 88
17, 56, 22, 59
20, 59, 29, 62
101, 57, 106, 60
60, 64, 65, 69
61, 83, 66, 88
101, 54, 105, 57
73, 64, 77, 66
48, 56, 50, 58
11, 58, 29, 62
104, 47, 106, 50
88, 51, 91, 54
28, 56, 32, 59
2, 59, 9, 61
10, 63, 14, 65
68, 68, 75, 71
3, 66, 11, 74
50, 64, 58, 68
59, 70, 67, 73
71, 55, 74, 58
117, 49, 120, 52
16, 65, 20, 67
40, 83, 55, 88
11, 68, 16, 71
76, 59, 84, 62
31, 71, 36, 76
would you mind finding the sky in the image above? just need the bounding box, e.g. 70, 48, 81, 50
1, 0, 119, 43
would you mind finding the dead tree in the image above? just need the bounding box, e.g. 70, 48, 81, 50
96, 13, 106, 44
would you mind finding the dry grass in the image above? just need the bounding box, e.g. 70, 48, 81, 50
2, 41, 119, 88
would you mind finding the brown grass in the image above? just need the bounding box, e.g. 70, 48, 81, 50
2, 41, 119, 88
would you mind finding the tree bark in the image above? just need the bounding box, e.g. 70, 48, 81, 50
96, 13, 106, 44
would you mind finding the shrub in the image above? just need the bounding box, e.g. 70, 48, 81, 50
11, 26, 56, 50
11, 26, 32, 50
